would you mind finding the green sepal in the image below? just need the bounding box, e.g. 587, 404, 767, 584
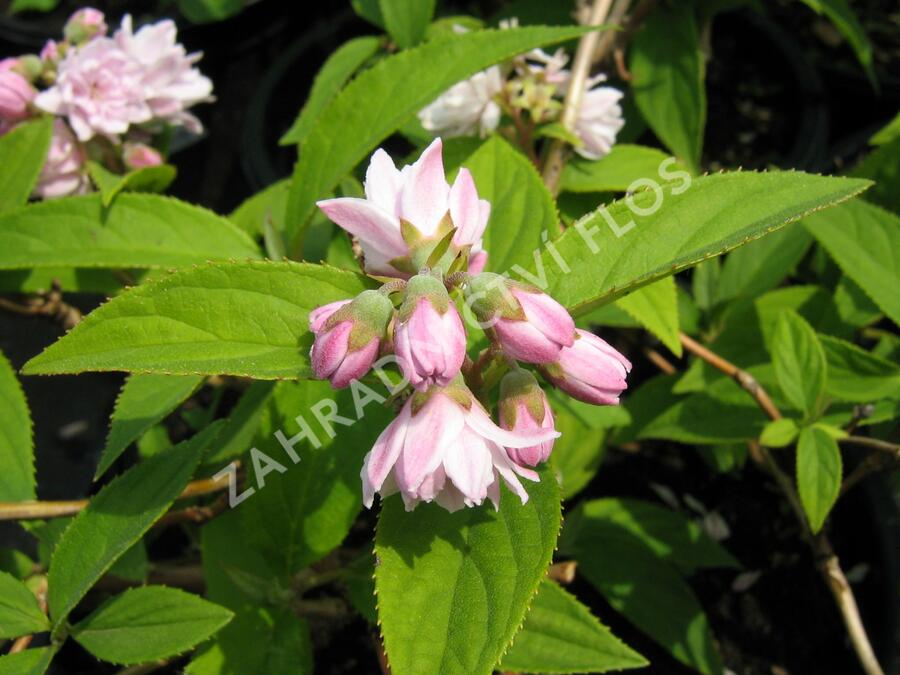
499, 369, 547, 427
397, 272, 451, 322
410, 376, 473, 415
323, 289, 394, 352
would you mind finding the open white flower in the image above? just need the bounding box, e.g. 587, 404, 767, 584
418, 66, 503, 139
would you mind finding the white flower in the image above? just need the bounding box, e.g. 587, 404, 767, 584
573, 74, 624, 160
418, 66, 503, 139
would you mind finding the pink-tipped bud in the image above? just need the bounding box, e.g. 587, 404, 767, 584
64, 8, 107, 44
123, 142, 163, 169
541, 329, 631, 405
0, 68, 35, 122
498, 369, 555, 466
394, 272, 467, 391
309, 290, 393, 389
466, 272, 575, 364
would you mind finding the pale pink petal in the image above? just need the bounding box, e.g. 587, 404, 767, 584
399, 138, 448, 235
365, 148, 403, 214
443, 425, 493, 505
395, 394, 464, 493
316, 197, 406, 258
514, 289, 576, 348
310, 321, 351, 379
468, 250, 488, 275
465, 403, 559, 449
329, 337, 379, 388
362, 405, 411, 507
309, 299, 351, 332
449, 168, 481, 244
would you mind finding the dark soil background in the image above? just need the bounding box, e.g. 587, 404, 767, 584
0, 0, 898, 673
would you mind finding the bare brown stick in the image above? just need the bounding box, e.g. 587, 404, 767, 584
541, 0, 615, 197
0, 461, 240, 521
642, 346, 676, 374
547, 561, 577, 585
0, 281, 82, 330
680, 331, 884, 675
679, 332, 782, 420
154, 493, 230, 529
840, 435, 900, 458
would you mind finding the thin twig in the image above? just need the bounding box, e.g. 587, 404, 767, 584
8, 577, 48, 654
0, 461, 240, 521
547, 561, 577, 585
0, 281, 82, 330
840, 435, 900, 458
679, 332, 782, 420
842, 453, 900, 496
642, 346, 676, 374
541, 0, 615, 197
680, 331, 885, 675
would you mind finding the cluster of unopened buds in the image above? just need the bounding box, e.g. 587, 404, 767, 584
311, 139, 631, 512
0, 7, 212, 199
417, 19, 625, 160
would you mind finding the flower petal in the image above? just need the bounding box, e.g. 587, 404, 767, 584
399, 137, 448, 235
365, 148, 403, 214
465, 401, 559, 449
316, 197, 406, 258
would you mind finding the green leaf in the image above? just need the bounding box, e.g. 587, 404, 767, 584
239, 379, 394, 575
561, 144, 689, 193
797, 0, 876, 86
771, 310, 827, 416
0, 117, 52, 213
47, 423, 223, 625
871, 112, 900, 145
534, 172, 869, 317
851, 137, 900, 213
0, 193, 261, 270
107, 541, 149, 583
375, 466, 561, 675
576, 536, 723, 675
616, 277, 682, 355
819, 335, 900, 403
803, 199, 900, 326
71, 586, 233, 665
691, 258, 720, 312
834, 275, 882, 328
86, 161, 176, 207
0, 548, 35, 579
534, 121, 583, 147
206, 381, 276, 465
190, 509, 313, 674
380, 0, 436, 48
715, 225, 812, 304
624, 370, 768, 445
796, 425, 842, 533
351, 0, 385, 28
499, 579, 647, 673
96, 374, 204, 479
0, 647, 53, 675
0, 267, 126, 294
280, 37, 382, 145
561, 498, 739, 575
228, 179, 290, 236
760, 418, 800, 448
0, 571, 49, 638
463, 135, 557, 273
0, 350, 35, 501
285, 24, 595, 251
628, 2, 705, 173
22, 261, 372, 379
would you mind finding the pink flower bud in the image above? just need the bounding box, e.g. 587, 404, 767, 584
361, 379, 559, 512
123, 142, 163, 169
394, 273, 466, 391
498, 370, 555, 466
64, 8, 108, 43
309, 291, 393, 389
0, 69, 35, 123
541, 329, 631, 405
40, 40, 60, 63
466, 272, 575, 364
33, 120, 89, 199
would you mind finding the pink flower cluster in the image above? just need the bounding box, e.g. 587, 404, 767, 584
0, 8, 212, 200
419, 34, 625, 160
311, 139, 631, 513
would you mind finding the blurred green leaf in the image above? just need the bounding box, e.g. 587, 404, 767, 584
797, 0, 876, 86
0, 117, 52, 213
617, 277, 682, 356
86, 161, 176, 207
561, 144, 689, 193
819, 334, 900, 402
0, 647, 53, 675
0, 350, 34, 501
380, 0, 436, 48
629, 2, 705, 173
760, 418, 799, 448
281, 38, 382, 145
